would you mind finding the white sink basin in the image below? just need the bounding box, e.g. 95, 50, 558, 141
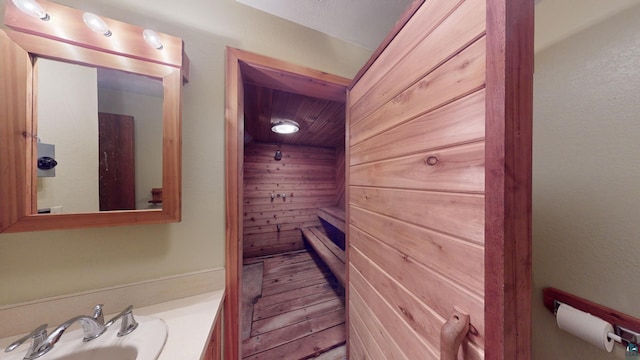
1, 316, 167, 360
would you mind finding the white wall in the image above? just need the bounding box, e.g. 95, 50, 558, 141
0, 0, 371, 305
36, 59, 99, 213
98, 86, 163, 210
533, 4, 640, 359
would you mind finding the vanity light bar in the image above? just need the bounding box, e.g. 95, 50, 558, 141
11, 0, 49, 21
6, 0, 182, 66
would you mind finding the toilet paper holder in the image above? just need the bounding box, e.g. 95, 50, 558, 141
545, 287, 640, 348
553, 300, 640, 345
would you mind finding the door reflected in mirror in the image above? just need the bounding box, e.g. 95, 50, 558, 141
35, 58, 163, 214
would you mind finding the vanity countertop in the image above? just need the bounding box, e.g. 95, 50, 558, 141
135, 290, 225, 360
0, 289, 225, 360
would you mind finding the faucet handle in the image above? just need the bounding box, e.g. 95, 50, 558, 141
4, 323, 48, 354
92, 304, 105, 325
117, 309, 138, 337
105, 305, 139, 337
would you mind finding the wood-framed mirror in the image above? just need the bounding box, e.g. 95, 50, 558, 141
0, 0, 187, 233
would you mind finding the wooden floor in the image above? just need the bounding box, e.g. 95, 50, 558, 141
242, 249, 346, 360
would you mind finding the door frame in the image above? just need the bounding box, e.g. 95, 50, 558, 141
224, 0, 533, 356
224, 47, 351, 359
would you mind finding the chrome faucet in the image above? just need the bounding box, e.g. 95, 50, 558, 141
4, 324, 48, 360
4, 304, 138, 360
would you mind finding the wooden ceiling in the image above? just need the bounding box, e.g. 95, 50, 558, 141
243, 83, 346, 148
240, 60, 348, 149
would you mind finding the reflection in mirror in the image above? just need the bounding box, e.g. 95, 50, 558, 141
35, 58, 163, 214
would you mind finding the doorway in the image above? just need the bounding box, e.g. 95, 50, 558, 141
225, 47, 351, 359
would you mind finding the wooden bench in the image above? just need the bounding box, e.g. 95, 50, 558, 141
316, 207, 345, 233
301, 207, 346, 286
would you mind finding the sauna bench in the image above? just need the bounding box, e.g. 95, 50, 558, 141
301, 206, 346, 286
316, 206, 346, 233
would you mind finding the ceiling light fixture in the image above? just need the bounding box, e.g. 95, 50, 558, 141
271, 120, 299, 134
143, 29, 164, 50
82, 12, 112, 37
12, 0, 49, 21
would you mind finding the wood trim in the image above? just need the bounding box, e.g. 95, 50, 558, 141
5, 30, 176, 79
344, 90, 352, 359
1, 66, 182, 233
224, 47, 243, 360
348, 0, 425, 89
484, 0, 534, 359
0, 29, 30, 232
204, 301, 225, 360
161, 69, 183, 222
224, 47, 349, 359
543, 287, 640, 336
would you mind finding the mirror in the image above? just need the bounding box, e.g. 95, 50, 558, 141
36, 58, 163, 213
0, 0, 186, 232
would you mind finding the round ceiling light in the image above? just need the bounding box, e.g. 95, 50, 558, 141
271, 120, 299, 134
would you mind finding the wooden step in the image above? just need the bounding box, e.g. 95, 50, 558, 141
301, 227, 345, 286
317, 207, 345, 233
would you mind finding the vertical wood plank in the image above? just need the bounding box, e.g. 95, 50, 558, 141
484, 0, 534, 359
225, 47, 243, 360
161, 69, 182, 222
0, 29, 31, 232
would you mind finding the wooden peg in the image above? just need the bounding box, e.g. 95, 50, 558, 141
440, 307, 470, 360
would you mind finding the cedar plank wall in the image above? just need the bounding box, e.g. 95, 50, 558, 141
347, 0, 486, 358
243, 142, 338, 258
334, 144, 346, 210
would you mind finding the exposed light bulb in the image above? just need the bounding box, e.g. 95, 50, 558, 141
12, 0, 49, 21
143, 29, 164, 50
271, 120, 300, 134
82, 12, 112, 37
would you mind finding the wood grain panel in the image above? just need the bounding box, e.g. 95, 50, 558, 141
348, 4, 488, 356
349, 230, 484, 347
348, 321, 370, 360
335, 146, 345, 209
349, 289, 404, 360
243, 142, 338, 258
243, 213, 318, 228
350, 141, 485, 193
243, 201, 336, 214
350, 187, 484, 244
349, 268, 437, 358
349, 0, 485, 121
350, 36, 486, 146
0, 29, 30, 232
350, 89, 485, 166
349, 205, 483, 292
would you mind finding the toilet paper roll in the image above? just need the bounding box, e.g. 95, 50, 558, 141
557, 303, 615, 352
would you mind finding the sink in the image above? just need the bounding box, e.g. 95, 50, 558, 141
1, 316, 167, 360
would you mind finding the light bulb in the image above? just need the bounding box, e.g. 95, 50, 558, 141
143, 29, 164, 50
82, 12, 112, 37
12, 0, 49, 21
